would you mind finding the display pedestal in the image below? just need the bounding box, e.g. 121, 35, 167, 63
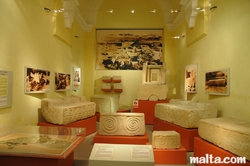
194, 137, 250, 166
89, 143, 154, 166
133, 99, 169, 124
94, 132, 149, 144
0, 126, 85, 166
38, 116, 96, 136
153, 117, 198, 151
146, 143, 186, 164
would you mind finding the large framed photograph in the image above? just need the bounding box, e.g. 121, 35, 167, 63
72, 67, 81, 91
96, 29, 163, 70
185, 64, 197, 93
55, 72, 71, 91
25, 67, 50, 93
205, 68, 230, 95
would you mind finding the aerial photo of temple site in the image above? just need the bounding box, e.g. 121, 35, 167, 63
96, 30, 163, 70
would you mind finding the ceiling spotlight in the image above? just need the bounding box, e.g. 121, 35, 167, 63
109, 9, 113, 13
131, 9, 135, 13
172, 35, 185, 39
44, 7, 64, 13
151, 9, 156, 13
196, 6, 217, 12
170, 9, 180, 13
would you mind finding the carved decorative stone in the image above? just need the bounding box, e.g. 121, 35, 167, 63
154, 99, 217, 128
41, 95, 96, 125
98, 113, 145, 136
137, 84, 168, 101
91, 95, 119, 113
152, 131, 180, 149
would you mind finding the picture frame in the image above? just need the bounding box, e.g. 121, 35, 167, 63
205, 68, 230, 95
54, 72, 71, 91
96, 29, 163, 70
24, 66, 50, 93
185, 64, 198, 93
72, 67, 81, 91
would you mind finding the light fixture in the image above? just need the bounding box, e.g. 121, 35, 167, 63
150, 9, 156, 13
172, 35, 185, 39
196, 6, 217, 12
170, 9, 180, 13
109, 9, 113, 13
131, 9, 135, 13
44, 7, 64, 13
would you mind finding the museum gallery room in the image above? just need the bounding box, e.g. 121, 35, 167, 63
0, 0, 250, 166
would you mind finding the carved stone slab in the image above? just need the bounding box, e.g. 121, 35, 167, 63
137, 84, 168, 101
154, 99, 217, 128
91, 95, 119, 113
152, 131, 180, 149
41, 96, 96, 125
98, 113, 145, 136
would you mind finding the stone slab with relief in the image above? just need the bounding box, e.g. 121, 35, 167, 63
154, 99, 217, 128
198, 117, 250, 161
41, 95, 96, 125
91, 94, 119, 113
137, 84, 168, 101
98, 113, 145, 136
152, 131, 180, 149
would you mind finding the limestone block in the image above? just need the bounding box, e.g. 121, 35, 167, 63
154, 99, 217, 128
41, 96, 96, 125
98, 113, 145, 136
152, 131, 180, 149
91, 94, 119, 113
137, 84, 168, 101
198, 117, 250, 161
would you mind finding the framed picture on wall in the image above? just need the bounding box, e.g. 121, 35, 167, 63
185, 64, 198, 93
205, 68, 230, 95
24, 66, 50, 93
54, 72, 71, 91
72, 67, 81, 91
96, 29, 163, 70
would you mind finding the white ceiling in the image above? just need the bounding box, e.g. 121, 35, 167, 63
76, 0, 182, 30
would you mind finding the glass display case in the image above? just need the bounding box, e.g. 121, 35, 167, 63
0, 125, 86, 166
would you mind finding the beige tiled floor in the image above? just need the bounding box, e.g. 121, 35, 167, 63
73, 124, 195, 166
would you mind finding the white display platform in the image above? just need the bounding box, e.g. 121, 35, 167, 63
89, 143, 154, 166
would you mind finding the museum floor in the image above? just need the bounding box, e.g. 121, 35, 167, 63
73, 123, 195, 166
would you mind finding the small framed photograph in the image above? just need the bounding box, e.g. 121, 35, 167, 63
205, 68, 230, 95
25, 67, 50, 93
185, 64, 198, 93
54, 72, 71, 91
72, 67, 81, 91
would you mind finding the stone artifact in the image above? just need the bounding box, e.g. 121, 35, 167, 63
41, 95, 96, 125
91, 94, 119, 113
152, 131, 180, 149
198, 117, 250, 161
154, 99, 217, 128
98, 113, 145, 136
137, 63, 168, 101
137, 84, 168, 101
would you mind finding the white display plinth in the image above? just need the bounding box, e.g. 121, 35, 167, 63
89, 143, 154, 166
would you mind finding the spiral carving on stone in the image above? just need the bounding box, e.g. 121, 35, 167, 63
100, 116, 119, 135
122, 117, 142, 135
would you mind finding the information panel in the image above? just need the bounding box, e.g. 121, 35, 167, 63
0, 70, 13, 108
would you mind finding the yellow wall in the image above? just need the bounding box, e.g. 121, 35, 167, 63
0, 0, 85, 132
82, 0, 175, 107
173, 0, 250, 122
